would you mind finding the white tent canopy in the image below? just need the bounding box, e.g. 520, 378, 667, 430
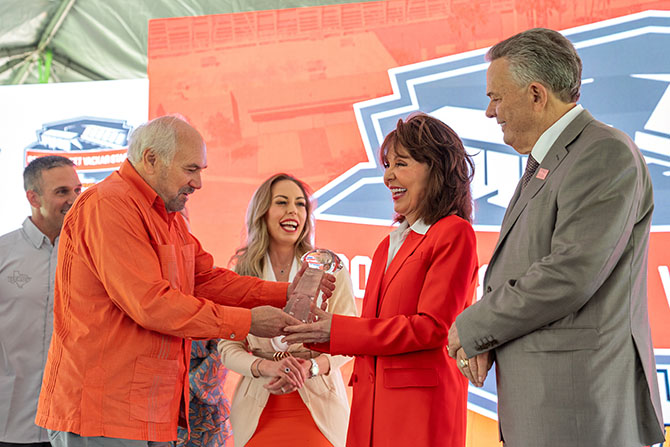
0, 0, 359, 84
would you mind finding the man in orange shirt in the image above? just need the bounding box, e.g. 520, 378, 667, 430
35, 116, 329, 447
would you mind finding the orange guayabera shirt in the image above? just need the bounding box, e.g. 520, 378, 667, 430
35, 160, 287, 441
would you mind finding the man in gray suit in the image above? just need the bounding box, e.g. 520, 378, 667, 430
447, 28, 666, 446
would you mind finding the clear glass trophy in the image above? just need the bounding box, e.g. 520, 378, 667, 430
284, 249, 344, 323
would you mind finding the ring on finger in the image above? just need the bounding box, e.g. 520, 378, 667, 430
280, 386, 286, 393
459, 358, 469, 368
284, 367, 291, 374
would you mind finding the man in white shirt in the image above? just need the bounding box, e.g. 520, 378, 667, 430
447, 28, 665, 446
0, 156, 81, 447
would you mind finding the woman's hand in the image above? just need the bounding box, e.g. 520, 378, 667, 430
264, 359, 310, 394
282, 307, 333, 344
258, 355, 307, 389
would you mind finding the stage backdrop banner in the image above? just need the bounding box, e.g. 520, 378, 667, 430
0, 79, 149, 236
147, 2, 670, 445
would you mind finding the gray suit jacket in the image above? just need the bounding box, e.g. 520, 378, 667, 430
456, 110, 665, 446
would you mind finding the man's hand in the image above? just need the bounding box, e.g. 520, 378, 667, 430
249, 306, 302, 338
455, 349, 493, 388
287, 262, 336, 309
282, 307, 333, 344
448, 323, 462, 358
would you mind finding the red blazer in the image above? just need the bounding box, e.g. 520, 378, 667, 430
322, 215, 477, 447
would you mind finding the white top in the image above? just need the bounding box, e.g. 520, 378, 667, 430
531, 104, 584, 163
387, 219, 431, 271
264, 253, 299, 282
219, 257, 357, 447
0, 217, 58, 443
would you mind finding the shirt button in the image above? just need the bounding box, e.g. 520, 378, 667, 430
230, 333, 236, 339
486, 286, 492, 293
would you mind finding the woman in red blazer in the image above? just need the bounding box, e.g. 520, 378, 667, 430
285, 113, 478, 447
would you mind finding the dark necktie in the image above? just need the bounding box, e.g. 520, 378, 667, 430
521, 154, 540, 189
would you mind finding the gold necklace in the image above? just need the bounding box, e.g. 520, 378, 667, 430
273, 260, 291, 275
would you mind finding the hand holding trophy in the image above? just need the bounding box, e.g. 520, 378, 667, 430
284, 249, 343, 323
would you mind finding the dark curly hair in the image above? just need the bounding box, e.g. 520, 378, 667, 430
379, 113, 474, 225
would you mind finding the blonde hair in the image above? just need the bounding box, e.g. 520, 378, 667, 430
231, 173, 314, 278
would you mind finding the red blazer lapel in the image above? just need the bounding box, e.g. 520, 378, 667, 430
377, 230, 425, 315
361, 237, 389, 318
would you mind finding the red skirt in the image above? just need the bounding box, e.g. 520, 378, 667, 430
246, 391, 332, 447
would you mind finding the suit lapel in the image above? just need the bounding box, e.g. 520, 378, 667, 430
377, 230, 425, 315
486, 110, 594, 283
495, 145, 567, 246
504, 181, 524, 216
360, 237, 389, 318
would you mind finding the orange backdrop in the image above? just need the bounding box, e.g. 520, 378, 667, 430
147, 1, 670, 445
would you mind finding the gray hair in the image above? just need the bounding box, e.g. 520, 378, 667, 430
24, 155, 75, 193
127, 115, 188, 165
486, 28, 582, 103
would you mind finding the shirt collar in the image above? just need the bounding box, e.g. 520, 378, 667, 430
119, 159, 172, 222
410, 218, 431, 235
390, 218, 431, 237
531, 104, 583, 163
22, 216, 52, 249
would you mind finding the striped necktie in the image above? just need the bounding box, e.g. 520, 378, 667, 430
521, 154, 540, 189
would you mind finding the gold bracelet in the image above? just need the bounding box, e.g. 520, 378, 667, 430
273, 351, 292, 361
251, 359, 262, 377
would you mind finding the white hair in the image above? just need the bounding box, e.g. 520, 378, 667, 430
127, 115, 188, 165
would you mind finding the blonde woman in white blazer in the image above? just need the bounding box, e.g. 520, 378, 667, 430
219, 173, 356, 447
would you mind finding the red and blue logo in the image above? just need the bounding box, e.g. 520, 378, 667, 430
313, 11, 670, 429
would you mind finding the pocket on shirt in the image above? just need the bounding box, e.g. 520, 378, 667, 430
157, 245, 179, 290
0, 374, 15, 433
129, 356, 180, 423
181, 244, 195, 295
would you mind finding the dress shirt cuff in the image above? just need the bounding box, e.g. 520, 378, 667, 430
220, 307, 252, 341
262, 280, 290, 307
218, 281, 287, 341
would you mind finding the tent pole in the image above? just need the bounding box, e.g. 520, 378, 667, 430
0, 46, 35, 61
51, 52, 107, 81
9, 0, 78, 84
0, 57, 28, 76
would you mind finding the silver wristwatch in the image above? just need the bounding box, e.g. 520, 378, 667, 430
309, 358, 319, 378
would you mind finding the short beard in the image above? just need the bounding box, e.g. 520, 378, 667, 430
164, 186, 195, 212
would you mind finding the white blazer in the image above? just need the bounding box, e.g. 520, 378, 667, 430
219, 259, 357, 446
